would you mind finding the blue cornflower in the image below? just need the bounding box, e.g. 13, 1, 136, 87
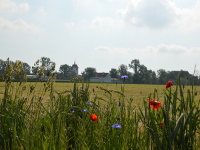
111, 124, 122, 129
121, 75, 128, 83
118, 107, 122, 110
86, 101, 92, 105
81, 109, 88, 112
121, 75, 128, 79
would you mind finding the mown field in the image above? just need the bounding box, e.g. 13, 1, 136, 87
1, 82, 200, 104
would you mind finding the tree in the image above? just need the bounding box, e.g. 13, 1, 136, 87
109, 68, 119, 78
129, 59, 140, 74
151, 70, 157, 84
157, 69, 167, 84
138, 64, 147, 83
129, 59, 141, 83
118, 64, 128, 77
0, 59, 5, 75
40, 57, 55, 75
23, 62, 31, 75
32, 57, 56, 76
58, 64, 77, 80
59, 64, 71, 79
83, 67, 97, 81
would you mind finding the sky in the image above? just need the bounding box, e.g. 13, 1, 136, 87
0, 0, 200, 75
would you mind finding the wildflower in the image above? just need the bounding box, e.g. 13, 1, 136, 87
166, 81, 174, 89
70, 108, 75, 113
111, 124, 122, 129
90, 114, 98, 121
81, 109, 88, 112
118, 107, 122, 110
121, 75, 128, 83
160, 122, 165, 127
121, 75, 128, 79
86, 101, 92, 105
147, 99, 162, 110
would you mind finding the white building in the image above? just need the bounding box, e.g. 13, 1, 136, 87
72, 62, 78, 76
90, 73, 112, 83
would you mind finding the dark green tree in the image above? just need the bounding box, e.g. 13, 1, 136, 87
138, 64, 147, 83
83, 67, 97, 81
109, 68, 119, 78
151, 70, 157, 84
157, 69, 167, 84
0, 59, 5, 75
118, 64, 128, 77
129, 59, 140, 74
129, 59, 140, 83
59, 64, 74, 79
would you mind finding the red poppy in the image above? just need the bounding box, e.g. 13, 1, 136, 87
90, 114, 98, 121
147, 99, 162, 110
166, 81, 174, 89
160, 122, 165, 127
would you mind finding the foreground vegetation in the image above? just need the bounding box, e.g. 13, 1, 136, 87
0, 60, 200, 149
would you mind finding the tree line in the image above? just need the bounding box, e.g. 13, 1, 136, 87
0, 57, 199, 85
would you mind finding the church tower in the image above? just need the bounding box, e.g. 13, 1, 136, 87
72, 62, 78, 76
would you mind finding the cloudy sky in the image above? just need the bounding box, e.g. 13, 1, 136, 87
0, 0, 200, 75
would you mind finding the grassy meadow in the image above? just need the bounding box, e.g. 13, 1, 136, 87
0, 78, 200, 149
1, 81, 200, 104
0, 82, 166, 104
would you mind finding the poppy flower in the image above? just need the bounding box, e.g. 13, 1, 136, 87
90, 114, 98, 121
159, 122, 165, 127
147, 99, 162, 110
166, 81, 174, 89
111, 124, 122, 129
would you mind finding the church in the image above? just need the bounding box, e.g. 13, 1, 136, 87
72, 62, 78, 76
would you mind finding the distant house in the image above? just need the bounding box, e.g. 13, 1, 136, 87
111, 78, 123, 84
90, 73, 112, 83
27, 75, 38, 79
171, 70, 190, 77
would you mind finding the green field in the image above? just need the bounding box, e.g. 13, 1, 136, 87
1, 81, 200, 104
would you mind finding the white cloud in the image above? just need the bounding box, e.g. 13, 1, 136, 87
37, 7, 47, 17
95, 46, 131, 55
72, 0, 99, 7
95, 44, 200, 56
64, 22, 75, 29
117, 0, 200, 31
91, 17, 123, 29
172, 2, 200, 31
119, 0, 176, 28
0, 0, 29, 13
156, 44, 200, 55
0, 17, 42, 33
157, 44, 187, 54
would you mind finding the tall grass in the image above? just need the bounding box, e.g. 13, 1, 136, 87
0, 60, 199, 149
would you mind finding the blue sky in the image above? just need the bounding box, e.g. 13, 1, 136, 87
0, 0, 200, 75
